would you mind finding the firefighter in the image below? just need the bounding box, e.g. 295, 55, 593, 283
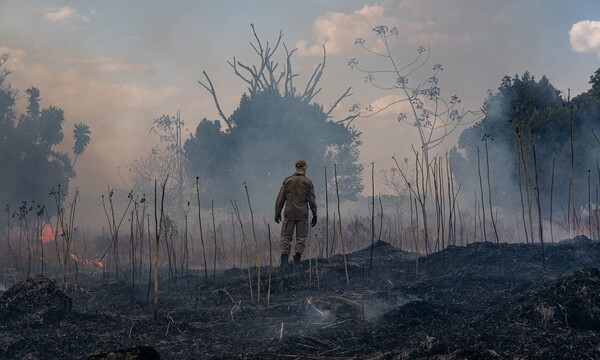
274, 159, 317, 270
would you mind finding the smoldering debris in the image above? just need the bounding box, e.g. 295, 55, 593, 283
87, 345, 161, 360
0, 275, 72, 325
1, 238, 600, 358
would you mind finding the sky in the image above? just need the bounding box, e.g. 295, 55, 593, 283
1, 0, 600, 219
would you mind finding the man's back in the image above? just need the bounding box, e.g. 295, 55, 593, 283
275, 173, 316, 220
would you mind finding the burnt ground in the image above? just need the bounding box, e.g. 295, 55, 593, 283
2, 236, 600, 359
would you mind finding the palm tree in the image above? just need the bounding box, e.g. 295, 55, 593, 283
25, 87, 41, 119
72, 122, 91, 168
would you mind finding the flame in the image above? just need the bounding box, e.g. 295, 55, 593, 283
40, 223, 56, 243
69, 252, 104, 268
39, 222, 66, 243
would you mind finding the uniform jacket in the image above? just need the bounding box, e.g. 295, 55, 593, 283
275, 171, 317, 220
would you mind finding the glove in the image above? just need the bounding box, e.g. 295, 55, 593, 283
311, 214, 317, 227
275, 213, 281, 224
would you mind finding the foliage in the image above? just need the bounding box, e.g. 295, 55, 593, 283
0, 55, 90, 221
184, 88, 363, 207
451, 70, 600, 210
72, 123, 91, 156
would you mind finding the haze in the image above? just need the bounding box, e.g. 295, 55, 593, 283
1, 0, 599, 224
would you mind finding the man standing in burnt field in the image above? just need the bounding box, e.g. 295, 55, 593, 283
275, 159, 317, 271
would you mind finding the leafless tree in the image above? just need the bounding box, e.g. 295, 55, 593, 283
349, 25, 482, 173
198, 24, 358, 130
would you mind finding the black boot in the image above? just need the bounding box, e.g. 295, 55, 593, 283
293, 253, 302, 272
280, 254, 289, 269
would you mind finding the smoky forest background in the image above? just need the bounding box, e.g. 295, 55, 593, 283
1, 24, 600, 295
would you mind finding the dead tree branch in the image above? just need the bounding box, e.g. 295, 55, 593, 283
197, 71, 232, 131
301, 45, 326, 103
283, 44, 298, 97
327, 87, 353, 118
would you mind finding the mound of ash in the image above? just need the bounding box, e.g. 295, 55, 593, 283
558, 234, 597, 246
0, 275, 72, 325
347, 239, 411, 260
376, 300, 453, 328
506, 267, 600, 330
88, 346, 161, 360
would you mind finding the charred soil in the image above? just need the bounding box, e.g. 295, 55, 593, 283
2, 238, 600, 359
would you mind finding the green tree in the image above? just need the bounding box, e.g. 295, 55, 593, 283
72, 122, 91, 168
0, 54, 90, 222
25, 87, 40, 119
451, 71, 600, 213
185, 89, 362, 206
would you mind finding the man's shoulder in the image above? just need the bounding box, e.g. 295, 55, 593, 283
283, 173, 312, 184
283, 174, 295, 182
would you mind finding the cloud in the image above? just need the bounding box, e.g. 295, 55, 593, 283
570, 20, 600, 58
367, 94, 412, 121
297, 4, 388, 56
43, 6, 92, 23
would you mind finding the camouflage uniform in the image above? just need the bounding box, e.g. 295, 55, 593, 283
275, 160, 317, 257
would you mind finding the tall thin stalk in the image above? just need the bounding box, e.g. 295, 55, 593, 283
446, 153, 455, 246
266, 222, 272, 306
130, 208, 135, 303
393, 151, 429, 255
411, 194, 420, 275
432, 158, 442, 251
153, 176, 168, 319
231, 200, 253, 302
183, 202, 190, 277
231, 213, 237, 268
550, 157, 555, 242
330, 212, 336, 257
378, 194, 384, 242
101, 189, 133, 279
530, 127, 545, 268
35, 206, 44, 276
596, 161, 600, 239
324, 166, 330, 259
369, 162, 375, 274
483, 135, 500, 243
515, 116, 534, 243
61, 190, 79, 290
5, 205, 16, 270
334, 164, 349, 285
146, 214, 152, 304
588, 169, 592, 237
477, 147, 488, 242
211, 199, 217, 280
244, 182, 261, 303
195, 177, 208, 282
568, 93, 576, 234
473, 191, 479, 242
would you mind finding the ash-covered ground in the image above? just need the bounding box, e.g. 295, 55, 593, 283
2, 236, 600, 359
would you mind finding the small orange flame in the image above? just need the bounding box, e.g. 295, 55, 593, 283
40, 223, 56, 243
69, 252, 104, 268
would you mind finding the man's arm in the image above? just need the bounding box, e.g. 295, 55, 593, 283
275, 182, 287, 216
308, 181, 317, 216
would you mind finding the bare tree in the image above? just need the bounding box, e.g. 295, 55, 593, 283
348, 25, 481, 171
198, 24, 358, 129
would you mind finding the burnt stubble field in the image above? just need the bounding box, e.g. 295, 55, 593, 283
2, 237, 600, 359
